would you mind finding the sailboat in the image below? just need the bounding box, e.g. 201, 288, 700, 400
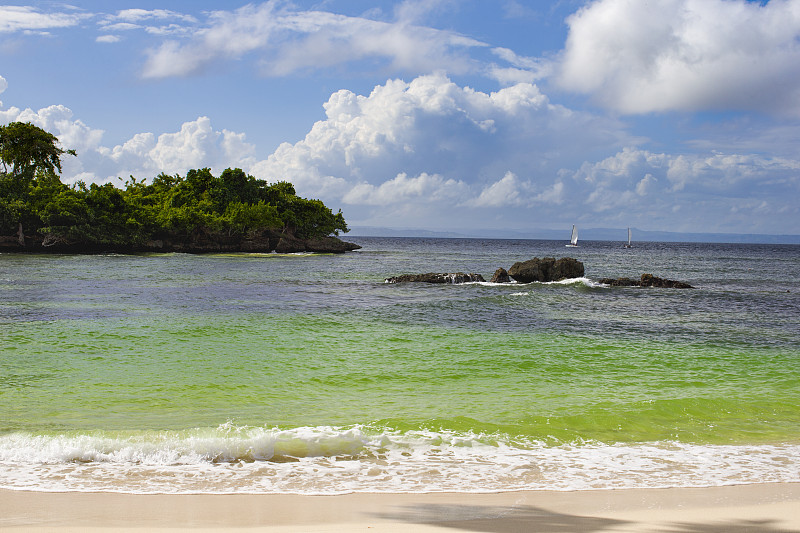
624, 227, 632, 248
565, 225, 578, 247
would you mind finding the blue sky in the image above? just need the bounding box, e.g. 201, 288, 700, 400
1, 0, 799, 235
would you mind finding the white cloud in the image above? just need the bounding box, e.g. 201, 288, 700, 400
141, 1, 486, 79
96, 35, 121, 44
343, 172, 467, 206
636, 173, 657, 196
469, 172, 527, 207
2, 104, 104, 153
96, 117, 256, 182
108, 9, 196, 24
144, 24, 192, 36
0, 101, 256, 184
491, 47, 551, 81
102, 22, 140, 32
569, 148, 800, 231
535, 180, 565, 205
250, 73, 631, 227
0, 75, 7, 95
98, 8, 197, 38
487, 66, 538, 86
2, 72, 796, 233
0, 6, 87, 33
556, 0, 800, 115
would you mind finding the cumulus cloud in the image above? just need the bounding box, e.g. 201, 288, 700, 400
469, 172, 528, 208
2, 72, 796, 233
95, 117, 256, 182
569, 148, 800, 231
0, 99, 256, 184
343, 172, 467, 206
1, 104, 103, 154
141, 1, 486, 79
250, 73, 631, 226
556, 0, 800, 115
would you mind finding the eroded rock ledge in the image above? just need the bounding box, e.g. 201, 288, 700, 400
0, 227, 361, 254
385, 272, 486, 284
599, 274, 693, 288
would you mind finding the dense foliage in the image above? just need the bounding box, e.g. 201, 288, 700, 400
0, 122, 348, 247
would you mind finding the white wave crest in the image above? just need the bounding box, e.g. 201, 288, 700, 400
544, 276, 605, 288
0, 425, 377, 465
1, 425, 799, 494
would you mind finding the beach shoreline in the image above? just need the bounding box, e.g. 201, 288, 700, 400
2, 483, 799, 532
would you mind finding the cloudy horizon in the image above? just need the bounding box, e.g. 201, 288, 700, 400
2, 0, 799, 236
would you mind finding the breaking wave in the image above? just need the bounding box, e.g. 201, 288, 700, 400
1, 424, 798, 494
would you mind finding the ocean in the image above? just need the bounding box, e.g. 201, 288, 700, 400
1, 237, 798, 494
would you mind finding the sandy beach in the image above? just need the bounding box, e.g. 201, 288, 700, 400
2, 483, 799, 532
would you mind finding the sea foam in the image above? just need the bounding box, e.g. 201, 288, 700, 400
1, 425, 798, 494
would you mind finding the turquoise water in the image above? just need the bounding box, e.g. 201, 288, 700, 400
1, 238, 799, 493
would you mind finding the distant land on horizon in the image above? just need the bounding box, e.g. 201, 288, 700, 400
347, 226, 800, 245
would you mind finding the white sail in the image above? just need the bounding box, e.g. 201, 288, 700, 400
566, 225, 578, 247
625, 227, 632, 248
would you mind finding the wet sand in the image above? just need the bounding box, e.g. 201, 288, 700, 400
2, 483, 799, 532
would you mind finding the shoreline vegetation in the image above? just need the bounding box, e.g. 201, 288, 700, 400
0, 122, 359, 254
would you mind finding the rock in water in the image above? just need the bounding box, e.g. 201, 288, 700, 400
490, 267, 510, 283
275, 234, 361, 253
639, 273, 693, 288
507, 257, 584, 283
385, 272, 486, 284
597, 277, 639, 286
598, 274, 692, 288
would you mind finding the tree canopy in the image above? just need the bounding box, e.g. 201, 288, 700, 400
0, 122, 75, 180
0, 122, 349, 249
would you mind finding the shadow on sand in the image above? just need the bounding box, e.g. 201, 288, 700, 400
371, 503, 799, 533
371, 503, 624, 532
659, 521, 799, 533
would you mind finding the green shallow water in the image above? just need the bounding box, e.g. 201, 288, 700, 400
3, 310, 798, 445
1, 238, 799, 493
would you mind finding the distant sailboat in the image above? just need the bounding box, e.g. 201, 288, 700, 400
566, 225, 578, 247
624, 227, 632, 248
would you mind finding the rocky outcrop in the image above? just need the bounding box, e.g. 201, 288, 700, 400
383, 258, 691, 289
385, 272, 486, 284
274, 233, 360, 253
490, 267, 510, 283
598, 277, 639, 287
507, 257, 584, 283
599, 274, 692, 288
0, 227, 361, 254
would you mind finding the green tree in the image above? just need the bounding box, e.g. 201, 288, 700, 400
0, 122, 75, 182
0, 122, 76, 238
223, 201, 282, 234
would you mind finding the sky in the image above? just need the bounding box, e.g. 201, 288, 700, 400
1, 0, 799, 236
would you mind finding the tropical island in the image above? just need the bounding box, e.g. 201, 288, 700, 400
0, 122, 359, 254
